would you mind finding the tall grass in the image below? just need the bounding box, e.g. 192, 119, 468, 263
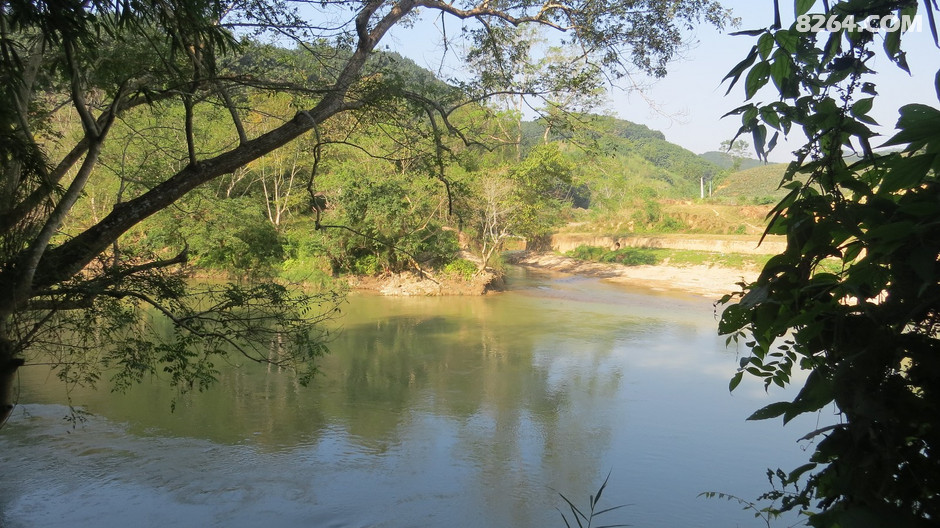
556, 472, 630, 528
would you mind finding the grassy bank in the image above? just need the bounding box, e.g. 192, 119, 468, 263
564, 245, 772, 270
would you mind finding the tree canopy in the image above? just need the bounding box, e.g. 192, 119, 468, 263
718, 0, 940, 525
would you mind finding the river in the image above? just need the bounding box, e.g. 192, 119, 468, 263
0, 268, 824, 527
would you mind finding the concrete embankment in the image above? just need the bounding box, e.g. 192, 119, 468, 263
550, 233, 786, 255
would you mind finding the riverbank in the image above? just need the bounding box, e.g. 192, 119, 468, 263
345, 269, 503, 296
505, 251, 758, 299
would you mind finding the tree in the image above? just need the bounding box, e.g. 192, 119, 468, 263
472, 173, 518, 270
718, 1, 940, 525
0, 0, 733, 423
508, 142, 575, 247
719, 138, 750, 172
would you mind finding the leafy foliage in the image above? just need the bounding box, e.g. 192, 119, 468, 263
47, 280, 342, 401
0, 0, 733, 423
717, 1, 940, 525
508, 143, 574, 241
317, 155, 459, 275
442, 258, 479, 281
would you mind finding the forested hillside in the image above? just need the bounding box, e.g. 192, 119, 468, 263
523, 114, 725, 201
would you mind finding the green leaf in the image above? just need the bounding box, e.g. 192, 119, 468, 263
730, 371, 744, 392
758, 33, 775, 60
884, 27, 908, 73
774, 30, 800, 53
722, 103, 755, 118
882, 104, 940, 151
723, 46, 760, 95
842, 241, 863, 263
719, 303, 750, 334
936, 69, 940, 102
730, 28, 770, 36
743, 106, 759, 124
926, 0, 940, 47
783, 370, 834, 424
909, 246, 937, 284
876, 154, 933, 193
851, 97, 874, 118
795, 0, 815, 17
787, 463, 817, 484
770, 51, 793, 94
593, 471, 611, 508
747, 401, 791, 421
752, 124, 768, 160
760, 106, 781, 130
822, 30, 844, 65
745, 61, 771, 100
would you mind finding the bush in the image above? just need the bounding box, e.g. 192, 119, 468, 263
350, 254, 380, 276
566, 245, 659, 266
599, 247, 659, 266
442, 258, 478, 281
279, 256, 333, 288
565, 245, 607, 261
655, 215, 686, 232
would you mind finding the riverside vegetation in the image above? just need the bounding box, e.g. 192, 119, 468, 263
0, 0, 735, 423
3, 0, 939, 526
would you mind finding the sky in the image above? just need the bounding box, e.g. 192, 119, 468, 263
387, 0, 939, 163
608, 1, 940, 162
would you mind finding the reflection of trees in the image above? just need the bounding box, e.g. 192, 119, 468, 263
18, 288, 648, 506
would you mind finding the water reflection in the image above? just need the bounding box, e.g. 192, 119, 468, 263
0, 268, 815, 528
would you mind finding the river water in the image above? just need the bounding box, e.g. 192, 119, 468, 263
0, 268, 823, 527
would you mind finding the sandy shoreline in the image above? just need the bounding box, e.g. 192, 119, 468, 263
506, 251, 758, 300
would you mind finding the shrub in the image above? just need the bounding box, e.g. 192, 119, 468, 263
655, 214, 686, 232
279, 256, 334, 288
566, 245, 607, 261
350, 254, 380, 276
566, 245, 659, 266
599, 247, 658, 266
442, 258, 478, 281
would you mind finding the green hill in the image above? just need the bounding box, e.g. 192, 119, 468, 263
522, 114, 724, 200
699, 151, 765, 171
713, 163, 792, 203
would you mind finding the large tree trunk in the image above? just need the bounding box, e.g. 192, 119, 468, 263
0, 337, 23, 425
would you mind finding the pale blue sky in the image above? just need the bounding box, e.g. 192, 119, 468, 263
610, 1, 940, 162
386, 0, 939, 163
